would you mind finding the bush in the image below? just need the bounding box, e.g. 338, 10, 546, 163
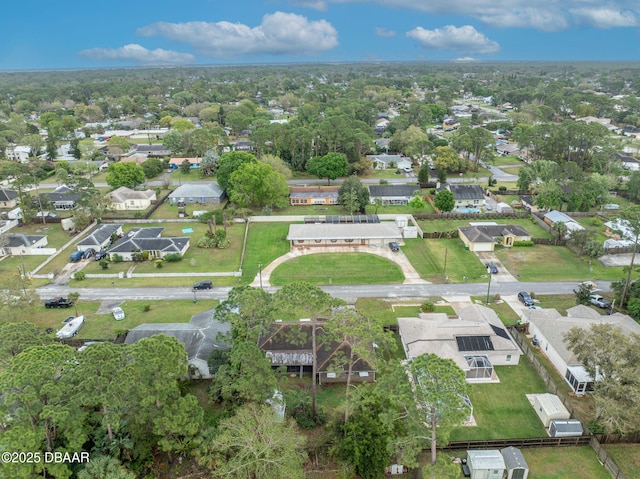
590, 216, 603, 227
164, 253, 182, 262
262, 206, 272, 216
498, 186, 507, 192
112, 253, 123, 263
74, 271, 86, 281
99, 259, 109, 269
143, 304, 151, 312
420, 302, 434, 312
154, 259, 163, 268
379, 179, 389, 185
197, 236, 217, 248
283, 390, 327, 429
513, 240, 534, 247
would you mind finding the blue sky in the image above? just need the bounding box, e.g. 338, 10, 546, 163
2, 0, 640, 70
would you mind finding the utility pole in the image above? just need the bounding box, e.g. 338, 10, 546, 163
485, 267, 492, 305
258, 263, 263, 289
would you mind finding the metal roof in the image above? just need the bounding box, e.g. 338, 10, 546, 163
287, 222, 402, 241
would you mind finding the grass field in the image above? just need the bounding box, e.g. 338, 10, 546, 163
496, 245, 631, 282
522, 446, 612, 479
402, 238, 488, 283
470, 296, 521, 325
450, 358, 549, 441
491, 155, 523, 167
603, 444, 640, 478
269, 253, 405, 286
241, 222, 291, 283
29, 299, 218, 340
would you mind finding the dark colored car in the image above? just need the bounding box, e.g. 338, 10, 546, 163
193, 280, 213, 290
45, 297, 73, 309
485, 263, 498, 274
518, 291, 534, 307
70, 250, 84, 262
389, 242, 400, 252
94, 251, 108, 261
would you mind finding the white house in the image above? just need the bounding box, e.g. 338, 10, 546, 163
5, 145, 32, 163
2, 233, 50, 256
107, 187, 156, 210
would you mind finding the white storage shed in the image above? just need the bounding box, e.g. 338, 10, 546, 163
549, 419, 583, 437
467, 450, 506, 479
501, 446, 529, 479
531, 393, 570, 427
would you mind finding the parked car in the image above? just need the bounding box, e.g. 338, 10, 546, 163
94, 250, 108, 261
69, 250, 84, 262
193, 280, 212, 290
485, 263, 498, 274
589, 294, 612, 309
112, 307, 125, 321
82, 248, 96, 259
45, 297, 73, 309
388, 242, 400, 252
518, 291, 534, 306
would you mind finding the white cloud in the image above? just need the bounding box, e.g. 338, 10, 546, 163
137, 12, 338, 58
406, 25, 500, 55
79, 44, 195, 64
325, 0, 640, 31
452, 57, 479, 63
570, 7, 637, 28
375, 27, 396, 37
289, 0, 328, 11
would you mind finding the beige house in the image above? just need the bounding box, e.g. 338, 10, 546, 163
2, 233, 49, 256
0, 188, 19, 208
458, 224, 532, 252
107, 187, 156, 210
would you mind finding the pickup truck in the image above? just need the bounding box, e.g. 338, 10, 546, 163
44, 297, 73, 309
589, 294, 611, 310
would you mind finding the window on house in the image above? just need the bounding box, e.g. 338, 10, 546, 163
506, 354, 512, 362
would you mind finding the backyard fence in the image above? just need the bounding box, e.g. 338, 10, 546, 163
442, 436, 590, 451
591, 436, 628, 479
413, 211, 530, 220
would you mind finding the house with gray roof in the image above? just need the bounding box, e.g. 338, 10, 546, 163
543, 210, 584, 237
287, 222, 402, 248
168, 182, 225, 205
2, 233, 48, 256
368, 185, 421, 205
524, 306, 640, 395
132, 143, 172, 158
76, 224, 123, 252
0, 188, 19, 208
125, 308, 231, 379
441, 183, 486, 209
107, 227, 190, 261
44, 185, 81, 210
366, 154, 411, 170
458, 223, 531, 252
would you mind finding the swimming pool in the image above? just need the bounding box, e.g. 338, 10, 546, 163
457, 208, 481, 213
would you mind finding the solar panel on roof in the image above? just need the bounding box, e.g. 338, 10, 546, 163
456, 335, 494, 351
490, 324, 510, 340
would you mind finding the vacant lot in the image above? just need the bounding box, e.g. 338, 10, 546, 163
402, 238, 487, 283
270, 253, 404, 286
241, 222, 291, 283
496, 245, 629, 282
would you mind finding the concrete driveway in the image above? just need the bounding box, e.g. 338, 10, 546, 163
474, 251, 518, 283
52, 259, 90, 285
251, 244, 429, 287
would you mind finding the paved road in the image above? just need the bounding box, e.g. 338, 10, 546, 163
37, 281, 612, 303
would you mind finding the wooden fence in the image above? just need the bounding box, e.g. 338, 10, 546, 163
591, 437, 628, 479
414, 211, 530, 220
442, 436, 590, 451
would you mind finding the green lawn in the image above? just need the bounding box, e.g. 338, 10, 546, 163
603, 444, 640, 479
362, 169, 408, 180
496, 245, 632, 282
241, 222, 291, 283
491, 155, 523, 167
470, 296, 520, 325
417, 217, 552, 238
269, 253, 405, 286
401, 238, 488, 283
355, 298, 455, 328
450, 358, 549, 441
29, 299, 218, 340
523, 447, 612, 479
364, 202, 436, 215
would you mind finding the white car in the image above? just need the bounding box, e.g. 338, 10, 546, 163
112, 307, 125, 321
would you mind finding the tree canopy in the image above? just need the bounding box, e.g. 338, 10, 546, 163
105, 162, 145, 189
306, 152, 348, 185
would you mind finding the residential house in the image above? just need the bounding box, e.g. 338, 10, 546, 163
233, 140, 253, 152
125, 309, 230, 379
518, 195, 539, 213
44, 185, 80, 210
441, 183, 486, 209
168, 182, 225, 205
543, 210, 584, 237
369, 185, 420, 205
495, 143, 521, 157
524, 306, 640, 394
119, 154, 148, 166
107, 227, 190, 261
287, 222, 402, 248
616, 152, 640, 171
289, 186, 339, 206
397, 304, 521, 383
76, 224, 123, 252
5, 145, 31, 163
0, 188, 19, 208
2, 233, 49, 256
258, 320, 376, 383
366, 154, 411, 170
132, 143, 172, 158
107, 187, 156, 210
168, 157, 202, 169
458, 224, 532, 252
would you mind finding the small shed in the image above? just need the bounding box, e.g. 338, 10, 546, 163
531, 393, 570, 427
549, 419, 583, 437
467, 450, 505, 479
501, 446, 529, 479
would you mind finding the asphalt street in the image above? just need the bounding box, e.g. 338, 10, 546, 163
37, 281, 612, 303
